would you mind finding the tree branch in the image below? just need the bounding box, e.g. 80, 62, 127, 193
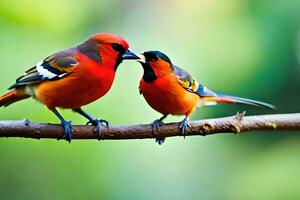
0, 113, 300, 141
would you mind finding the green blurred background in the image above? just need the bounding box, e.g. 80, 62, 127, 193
1, 0, 300, 199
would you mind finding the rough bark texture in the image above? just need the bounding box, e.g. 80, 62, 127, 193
0, 112, 300, 141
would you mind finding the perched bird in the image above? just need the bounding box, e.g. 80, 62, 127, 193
0, 33, 139, 142
137, 50, 275, 144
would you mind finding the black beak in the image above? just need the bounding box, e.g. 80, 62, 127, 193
122, 49, 139, 60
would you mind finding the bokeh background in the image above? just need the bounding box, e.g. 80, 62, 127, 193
1, 0, 300, 199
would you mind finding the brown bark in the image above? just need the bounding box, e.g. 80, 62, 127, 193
0, 112, 300, 141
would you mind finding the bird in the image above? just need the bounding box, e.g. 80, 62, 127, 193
137, 50, 275, 144
0, 33, 139, 142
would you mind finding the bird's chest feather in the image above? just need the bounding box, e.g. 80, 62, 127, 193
139, 75, 199, 115
36, 63, 115, 109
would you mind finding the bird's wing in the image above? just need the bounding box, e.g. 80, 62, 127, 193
9, 49, 79, 89
173, 65, 217, 97
174, 65, 275, 109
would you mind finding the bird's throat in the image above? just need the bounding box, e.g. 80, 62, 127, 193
141, 62, 157, 83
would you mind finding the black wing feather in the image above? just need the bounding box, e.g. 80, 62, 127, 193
9, 49, 78, 89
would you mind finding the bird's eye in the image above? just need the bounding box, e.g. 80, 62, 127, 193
112, 43, 125, 54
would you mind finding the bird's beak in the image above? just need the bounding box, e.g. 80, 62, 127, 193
136, 54, 146, 63
122, 49, 140, 60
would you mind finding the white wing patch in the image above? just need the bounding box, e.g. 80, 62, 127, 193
36, 61, 57, 79
36, 61, 67, 79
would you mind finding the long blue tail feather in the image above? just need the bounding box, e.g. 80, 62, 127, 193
216, 93, 276, 109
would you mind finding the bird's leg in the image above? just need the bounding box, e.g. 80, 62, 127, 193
51, 108, 73, 143
179, 117, 191, 137
73, 108, 109, 135
151, 115, 168, 145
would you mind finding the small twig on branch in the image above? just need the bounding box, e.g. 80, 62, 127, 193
0, 113, 300, 141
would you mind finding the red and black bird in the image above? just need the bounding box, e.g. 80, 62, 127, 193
137, 50, 275, 144
0, 33, 139, 142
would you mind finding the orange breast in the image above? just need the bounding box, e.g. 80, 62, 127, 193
139, 74, 200, 116
35, 61, 115, 109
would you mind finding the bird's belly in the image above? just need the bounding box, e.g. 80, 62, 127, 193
140, 80, 200, 116
35, 72, 115, 109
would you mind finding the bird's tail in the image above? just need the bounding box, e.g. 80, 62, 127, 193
199, 93, 276, 109
0, 88, 30, 107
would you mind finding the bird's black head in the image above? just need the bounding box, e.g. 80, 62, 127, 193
137, 50, 173, 82
141, 50, 172, 64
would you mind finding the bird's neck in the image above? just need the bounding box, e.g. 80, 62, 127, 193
140, 62, 157, 83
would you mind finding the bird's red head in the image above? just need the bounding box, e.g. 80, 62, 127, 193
91, 33, 129, 49
77, 33, 139, 70
138, 51, 173, 80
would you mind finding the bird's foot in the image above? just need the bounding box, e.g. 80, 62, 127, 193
87, 118, 109, 136
151, 119, 165, 145
179, 118, 191, 137
155, 137, 165, 145
60, 120, 73, 143
151, 119, 164, 133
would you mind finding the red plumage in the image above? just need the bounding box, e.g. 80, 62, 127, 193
0, 33, 139, 141
137, 50, 275, 144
